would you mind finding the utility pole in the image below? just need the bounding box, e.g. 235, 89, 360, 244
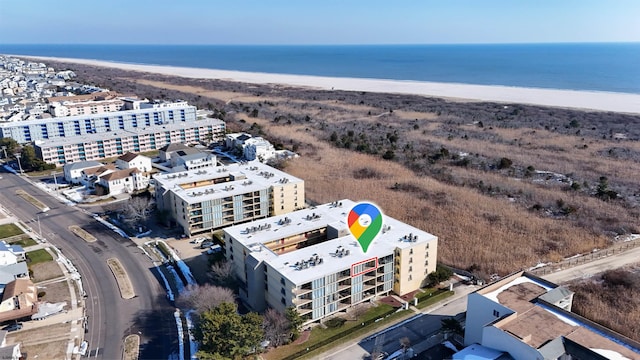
14, 153, 23, 174
52, 171, 58, 190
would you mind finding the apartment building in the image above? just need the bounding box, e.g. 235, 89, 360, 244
224, 199, 438, 323
34, 118, 225, 166
48, 98, 124, 117
0, 101, 196, 144
153, 161, 304, 236
461, 271, 640, 359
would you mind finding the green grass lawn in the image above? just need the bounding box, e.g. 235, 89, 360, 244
10, 236, 38, 247
416, 290, 455, 309
26, 249, 54, 265
266, 304, 403, 360
0, 223, 24, 239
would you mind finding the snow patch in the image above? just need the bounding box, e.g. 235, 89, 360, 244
174, 310, 185, 360
591, 349, 631, 360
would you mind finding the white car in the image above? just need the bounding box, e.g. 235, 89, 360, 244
190, 237, 207, 244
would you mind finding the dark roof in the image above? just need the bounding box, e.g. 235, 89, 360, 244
117, 152, 139, 162
159, 143, 190, 152
101, 168, 140, 182
63, 160, 103, 171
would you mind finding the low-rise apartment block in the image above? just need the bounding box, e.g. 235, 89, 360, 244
461, 271, 640, 359
0, 100, 196, 144
224, 199, 438, 323
34, 118, 225, 165
153, 161, 304, 236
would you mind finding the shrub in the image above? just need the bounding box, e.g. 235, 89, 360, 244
382, 150, 395, 160
324, 317, 346, 328
497, 157, 513, 169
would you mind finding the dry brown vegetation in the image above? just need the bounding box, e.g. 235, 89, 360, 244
567, 265, 640, 341
107, 257, 135, 299
46, 60, 640, 279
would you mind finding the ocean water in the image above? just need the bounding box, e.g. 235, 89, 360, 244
1, 43, 639, 94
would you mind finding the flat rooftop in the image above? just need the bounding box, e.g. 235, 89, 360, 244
0, 102, 196, 127
34, 118, 225, 147
153, 160, 303, 204
479, 273, 640, 359
226, 199, 438, 285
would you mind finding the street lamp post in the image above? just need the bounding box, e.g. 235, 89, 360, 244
52, 171, 58, 190
14, 153, 23, 174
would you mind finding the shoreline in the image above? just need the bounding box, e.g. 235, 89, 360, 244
12, 54, 640, 114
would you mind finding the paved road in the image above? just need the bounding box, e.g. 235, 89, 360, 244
542, 245, 640, 284
0, 170, 174, 359
319, 286, 475, 360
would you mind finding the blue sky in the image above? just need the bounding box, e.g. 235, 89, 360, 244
0, 0, 638, 45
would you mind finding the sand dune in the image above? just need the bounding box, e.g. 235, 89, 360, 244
17, 55, 640, 114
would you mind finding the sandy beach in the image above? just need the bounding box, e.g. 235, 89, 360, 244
17, 55, 640, 114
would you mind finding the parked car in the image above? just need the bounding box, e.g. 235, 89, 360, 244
190, 237, 207, 244
206, 245, 222, 254
3, 323, 22, 332
200, 241, 214, 249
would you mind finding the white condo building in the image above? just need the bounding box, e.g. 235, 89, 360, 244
153, 161, 304, 236
34, 118, 225, 166
0, 101, 196, 144
224, 199, 438, 324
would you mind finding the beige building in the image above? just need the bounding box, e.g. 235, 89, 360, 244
153, 161, 304, 236
48, 98, 124, 117
224, 199, 438, 324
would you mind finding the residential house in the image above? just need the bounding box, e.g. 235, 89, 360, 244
0, 242, 25, 266
243, 136, 276, 162
170, 152, 217, 172
96, 168, 149, 195
0, 331, 21, 360
0, 278, 38, 322
158, 143, 199, 162
80, 165, 116, 189
0, 262, 29, 295
116, 152, 152, 173
63, 160, 103, 184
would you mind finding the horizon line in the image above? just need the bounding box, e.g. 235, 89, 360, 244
1, 41, 640, 47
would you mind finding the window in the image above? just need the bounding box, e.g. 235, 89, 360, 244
280, 277, 285, 285
281, 297, 286, 305
409, 249, 413, 255
424, 260, 428, 266
408, 275, 412, 281
281, 287, 286, 295
425, 243, 429, 249
493, 310, 500, 317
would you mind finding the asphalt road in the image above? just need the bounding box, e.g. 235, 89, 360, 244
542, 245, 640, 284
0, 170, 174, 359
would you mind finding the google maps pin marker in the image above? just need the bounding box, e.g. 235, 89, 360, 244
347, 202, 383, 253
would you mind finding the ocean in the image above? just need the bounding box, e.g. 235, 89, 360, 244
1, 43, 639, 94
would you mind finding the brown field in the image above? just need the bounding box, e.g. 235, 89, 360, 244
567, 264, 640, 341
30, 260, 64, 282
45, 60, 640, 279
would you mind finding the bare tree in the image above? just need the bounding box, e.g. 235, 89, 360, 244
177, 284, 235, 315
262, 308, 291, 348
120, 195, 153, 228
209, 261, 237, 288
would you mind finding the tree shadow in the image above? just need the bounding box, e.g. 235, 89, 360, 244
131, 294, 179, 360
